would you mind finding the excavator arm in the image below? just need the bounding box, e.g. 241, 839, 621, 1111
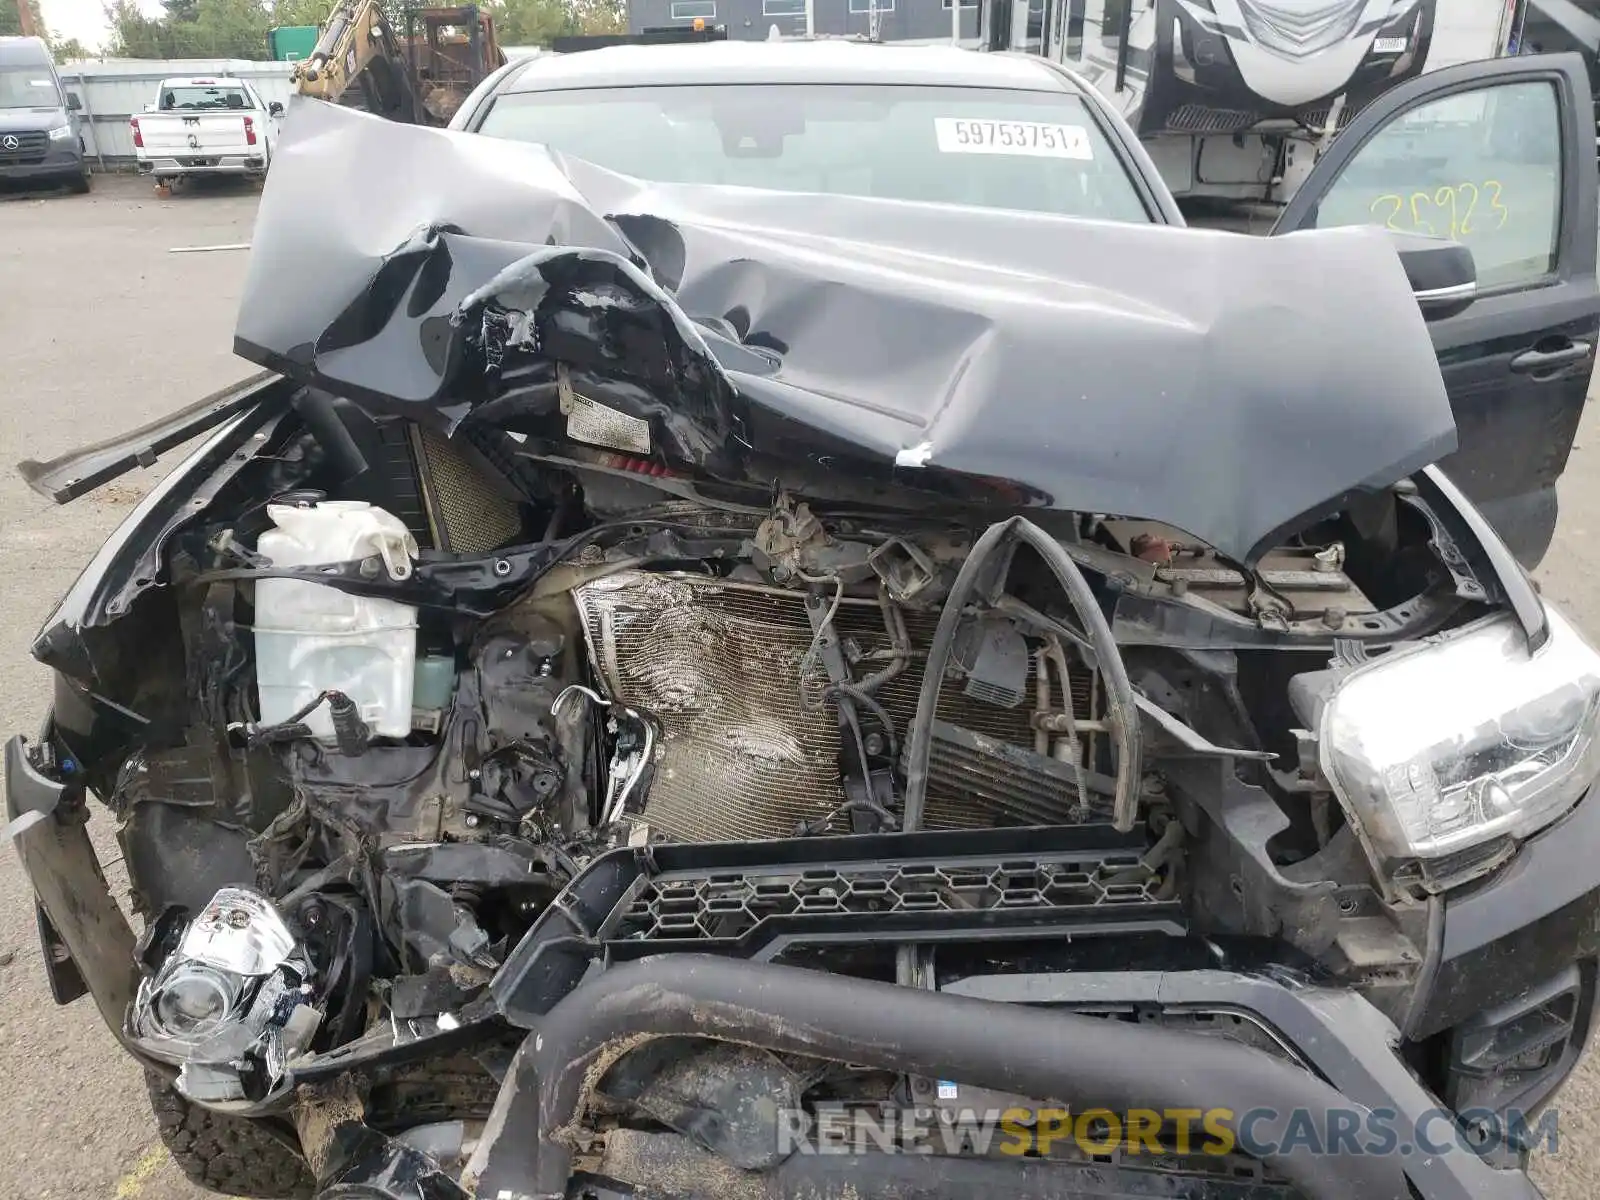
290, 0, 421, 124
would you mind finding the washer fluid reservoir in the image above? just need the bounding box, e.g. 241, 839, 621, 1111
254, 500, 419, 743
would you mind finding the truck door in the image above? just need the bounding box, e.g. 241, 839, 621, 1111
1272, 52, 1599, 569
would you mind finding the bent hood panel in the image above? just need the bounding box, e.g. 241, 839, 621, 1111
235, 98, 1456, 564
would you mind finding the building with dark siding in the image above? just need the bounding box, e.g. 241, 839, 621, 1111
626, 0, 983, 44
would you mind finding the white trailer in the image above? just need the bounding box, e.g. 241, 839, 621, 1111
988, 0, 1523, 201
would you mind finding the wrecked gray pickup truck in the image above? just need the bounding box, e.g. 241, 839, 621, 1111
10, 95, 1600, 1200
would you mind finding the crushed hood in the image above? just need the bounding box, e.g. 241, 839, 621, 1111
235, 98, 1456, 564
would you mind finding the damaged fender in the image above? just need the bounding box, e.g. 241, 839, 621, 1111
3, 735, 139, 1039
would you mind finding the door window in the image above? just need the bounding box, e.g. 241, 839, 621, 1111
1301, 81, 1562, 289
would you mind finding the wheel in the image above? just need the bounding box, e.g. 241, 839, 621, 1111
69, 171, 90, 195
144, 1068, 315, 1199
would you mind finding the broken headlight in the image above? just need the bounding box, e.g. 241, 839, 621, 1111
1319, 607, 1600, 880
130, 887, 322, 1107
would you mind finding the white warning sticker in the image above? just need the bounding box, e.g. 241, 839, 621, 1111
934, 117, 1094, 160
559, 364, 652, 455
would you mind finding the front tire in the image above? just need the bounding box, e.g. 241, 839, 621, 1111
69, 171, 90, 195
144, 1069, 314, 1199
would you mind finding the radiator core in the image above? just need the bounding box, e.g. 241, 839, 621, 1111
573, 571, 1095, 843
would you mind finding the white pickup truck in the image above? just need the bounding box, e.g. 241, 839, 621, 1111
130, 76, 282, 187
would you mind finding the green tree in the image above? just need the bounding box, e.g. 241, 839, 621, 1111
569, 0, 624, 35
191, 0, 272, 57
99, 0, 625, 61
269, 0, 329, 28
0, 0, 49, 39
53, 36, 90, 58
485, 0, 578, 45
105, 0, 272, 58
104, 0, 168, 55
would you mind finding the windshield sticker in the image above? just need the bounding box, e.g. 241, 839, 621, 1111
934, 118, 1093, 160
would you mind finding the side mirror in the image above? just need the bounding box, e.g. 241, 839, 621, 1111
65, 93, 82, 111
268, 101, 285, 117
1389, 231, 1476, 320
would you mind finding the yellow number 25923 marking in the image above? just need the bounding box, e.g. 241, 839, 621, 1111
1368, 181, 1508, 238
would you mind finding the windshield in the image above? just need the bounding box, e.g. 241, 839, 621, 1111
476, 83, 1152, 222
160, 86, 252, 112
0, 65, 62, 110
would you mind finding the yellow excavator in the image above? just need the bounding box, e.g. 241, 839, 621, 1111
290, 1, 505, 126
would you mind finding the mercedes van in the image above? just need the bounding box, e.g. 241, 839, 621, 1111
0, 36, 89, 193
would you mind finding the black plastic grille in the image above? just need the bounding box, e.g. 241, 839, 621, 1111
493, 825, 1184, 1020
1299, 105, 1355, 133
0, 131, 48, 165
617, 849, 1162, 946
1165, 104, 1258, 133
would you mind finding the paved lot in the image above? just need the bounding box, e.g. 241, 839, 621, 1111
0, 173, 1597, 1198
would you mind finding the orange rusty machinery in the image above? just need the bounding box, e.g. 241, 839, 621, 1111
398, 5, 507, 124
290, 0, 505, 126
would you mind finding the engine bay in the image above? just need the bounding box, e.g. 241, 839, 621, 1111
32, 393, 1494, 1137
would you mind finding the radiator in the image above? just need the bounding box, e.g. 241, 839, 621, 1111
573, 571, 1097, 843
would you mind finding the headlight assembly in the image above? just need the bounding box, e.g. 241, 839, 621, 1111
47, 124, 73, 141
130, 887, 323, 1105
1319, 607, 1600, 881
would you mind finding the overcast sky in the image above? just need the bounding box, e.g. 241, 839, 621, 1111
41, 0, 165, 52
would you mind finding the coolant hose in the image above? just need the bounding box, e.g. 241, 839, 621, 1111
462, 954, 1409, 1200
290, 388, 369, 483
902, 516, 1142, 834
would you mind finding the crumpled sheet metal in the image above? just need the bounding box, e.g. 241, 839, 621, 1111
235, 97, 1457, 564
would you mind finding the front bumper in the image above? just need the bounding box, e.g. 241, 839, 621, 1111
1418, 776, 1600, 1036
1400, 776, 1600, 1134
313, 956, 1541, 1200
137, 154, 266, 178
4, 725, 1584, 1199
0, 141, 85, 183
466, 956, 1522, 1200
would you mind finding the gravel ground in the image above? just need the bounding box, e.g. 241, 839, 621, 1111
0, 172, 1596, 1199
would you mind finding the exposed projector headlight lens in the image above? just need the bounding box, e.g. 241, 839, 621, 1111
150, 964, 237, 1039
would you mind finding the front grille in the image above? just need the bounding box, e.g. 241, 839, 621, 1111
618, 845, 1161, 944
493, 825, 1182, 1018
0, 130, 49, 165
1165, 104, 1259, 133
575, 571, 1097, 843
